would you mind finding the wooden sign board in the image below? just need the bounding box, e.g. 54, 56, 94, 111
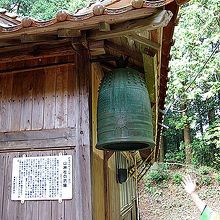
11, 155, 72, 202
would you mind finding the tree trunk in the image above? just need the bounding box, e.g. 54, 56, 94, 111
182, 102, 192, 165
159, 135, 164, 162
196, 100, 203, 135
183, 122, 192, 164
208, 108, 215, 125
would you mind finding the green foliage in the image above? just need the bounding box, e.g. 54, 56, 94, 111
191, 139, 214, 167
148, 171, 168, 184
172, 173, 183, 185
200, 176, 212, 186
199, 166, 210, 175
191, 120, 220, 169
165, 150, 185, 163
144, 163, 169, 185
215, 175, 220, 185
199, 166, 213, 186
163, 0, 220, 167
0, 0, 91, 19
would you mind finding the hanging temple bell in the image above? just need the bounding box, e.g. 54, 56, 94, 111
96, 67, 154, 151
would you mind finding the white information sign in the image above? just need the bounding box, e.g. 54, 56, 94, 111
11, 155, 72, 202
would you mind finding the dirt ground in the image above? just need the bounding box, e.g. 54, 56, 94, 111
138, 168, 220, 220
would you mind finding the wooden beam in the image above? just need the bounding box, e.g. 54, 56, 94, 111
104, 40, 143, 64
0, 62, 75, 75
0, 38, 21, 47
90, 55, 116, 63
0, 128, 76, 152
0, 41, 74, 63
0, 138, 75, 152
88, 10, 173, 41
137, 164, 151, 182
58, 29, 81, 37
100, 62, 115, 72
126, 34, 161, 50
143, 52, 158, 146
0, 128, 75, 142
143, 52, 157, 101
90, 48, 106, 56
89, 40, 104, 50
0, 38, 71, 52
20, 34, 57, 43
89, 40, 106, 56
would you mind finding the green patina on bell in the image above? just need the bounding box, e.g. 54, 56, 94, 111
96, 67, 154, 151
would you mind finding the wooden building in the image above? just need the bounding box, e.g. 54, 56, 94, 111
0, 0, 188, 219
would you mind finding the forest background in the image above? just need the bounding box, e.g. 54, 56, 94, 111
0, 0, 219, 168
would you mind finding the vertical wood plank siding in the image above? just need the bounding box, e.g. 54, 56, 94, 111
0, 65, 74, 132
0, 52, 92, 220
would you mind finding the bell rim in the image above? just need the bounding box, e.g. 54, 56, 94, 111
96, 140, 155, 151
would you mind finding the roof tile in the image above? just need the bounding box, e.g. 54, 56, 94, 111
0, 0, 174, 33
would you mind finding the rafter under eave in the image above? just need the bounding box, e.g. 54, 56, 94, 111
88, 10, 173, 41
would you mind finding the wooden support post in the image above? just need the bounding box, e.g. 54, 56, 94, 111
103, 151, 114, 220
142, 51, 158, 162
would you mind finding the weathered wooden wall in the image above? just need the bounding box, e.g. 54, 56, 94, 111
0, 50, 92, 220
0, 62, 75, 132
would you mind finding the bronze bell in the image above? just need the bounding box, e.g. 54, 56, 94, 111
96, 67, 154, 151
